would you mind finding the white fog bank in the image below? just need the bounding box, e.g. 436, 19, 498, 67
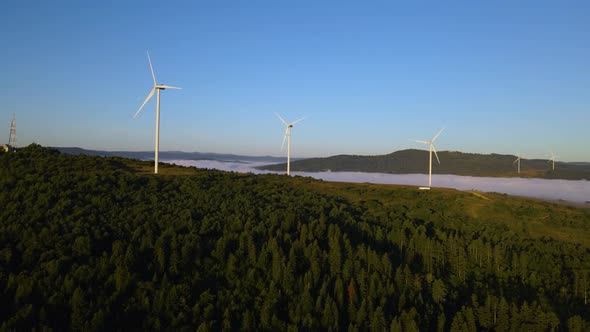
167, 159, 590, 204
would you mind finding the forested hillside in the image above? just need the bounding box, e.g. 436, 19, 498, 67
1, 144, 590, 331
258, 149, 590, 180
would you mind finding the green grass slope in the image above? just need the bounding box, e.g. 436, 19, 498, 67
259, 149, 590, 180
1, 144, 590, 331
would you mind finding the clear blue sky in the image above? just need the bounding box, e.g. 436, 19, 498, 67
2, 1, 589, 161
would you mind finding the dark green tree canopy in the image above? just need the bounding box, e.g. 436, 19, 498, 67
0, 145, 589, 331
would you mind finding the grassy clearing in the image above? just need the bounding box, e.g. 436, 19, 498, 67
304, 179, 590, 248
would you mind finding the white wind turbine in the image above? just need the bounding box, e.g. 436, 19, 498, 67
410, 128, 444, 189
275, 113, 305, 176
513, 153, 522, 174
134, 51, 181, 174
548, 151, 558, 171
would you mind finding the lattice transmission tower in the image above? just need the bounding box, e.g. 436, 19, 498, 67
8, 113, 16, 148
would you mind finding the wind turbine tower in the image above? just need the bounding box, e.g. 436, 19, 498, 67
275, 113, 305, 176
410, 128, 444, 189
513, 153, 522, 174
134, 51, 181, 174
549, 151, 558, 171
8, 113, 16, 149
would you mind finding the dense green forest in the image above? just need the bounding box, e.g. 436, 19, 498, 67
258, 149, 590, 180
1, 144, 590, 331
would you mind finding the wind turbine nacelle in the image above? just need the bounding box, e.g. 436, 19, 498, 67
156, 84, 181, 91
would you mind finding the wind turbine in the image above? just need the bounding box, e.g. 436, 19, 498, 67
275, 113, 305, 176
134, 51, 181, 174
410, 128, 444, 189
513, 153, 522, 174
548, 151, 558, 170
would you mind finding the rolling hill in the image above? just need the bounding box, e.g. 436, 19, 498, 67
1, 144, 589, 330
258, 149, 590, 180
55, 147, 287, 163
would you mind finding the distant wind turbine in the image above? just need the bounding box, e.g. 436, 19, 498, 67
513, 153, 522, 174
548, 151, 558, 170
133, 51, 181, 174
410, 128, 444, 189
275, 113, 305, 176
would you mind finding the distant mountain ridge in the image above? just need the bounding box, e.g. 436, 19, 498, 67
258, 149, 590, 180
55, 147, 287, 163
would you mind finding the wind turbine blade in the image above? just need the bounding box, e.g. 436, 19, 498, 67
275, 112, 288, 125
409, 139, 430, 145
513, 157, 520, 164
432, 128, 445, 142
432, 144, 440, 164
134, 88, 155, 118
159, 85, 182, 90
290, 117, 306, 126
147, 51, 157, 86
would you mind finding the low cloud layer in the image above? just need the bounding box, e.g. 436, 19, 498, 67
168, 159, 590, 204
